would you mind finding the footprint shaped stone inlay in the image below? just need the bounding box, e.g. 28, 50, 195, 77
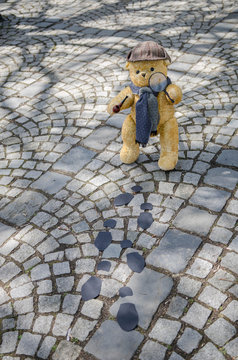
114, 193, 134, 206
119, 286, 133, 298
126, 252, 145, 273
117, 303, 139, 332
137, 212, 153, 230
103, 219, 116, 229
131, 185, 142, 193
97, 260, 111, 272
94, 231, 112, 251
81, 276, 102, 301
120, 240, 133, 249
140, 202, 153, 211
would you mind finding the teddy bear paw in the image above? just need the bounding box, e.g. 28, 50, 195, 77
120, 146, 139, 164
158, 152, 178, 171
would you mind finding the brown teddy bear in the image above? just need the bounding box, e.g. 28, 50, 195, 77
107, 41, 182, 171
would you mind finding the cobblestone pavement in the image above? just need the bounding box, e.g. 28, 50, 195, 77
0, 0, 238, 359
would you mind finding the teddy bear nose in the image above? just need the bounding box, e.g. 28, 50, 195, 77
141, 72, 146, 77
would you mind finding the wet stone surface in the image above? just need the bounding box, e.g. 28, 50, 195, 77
0, 0, 237, 359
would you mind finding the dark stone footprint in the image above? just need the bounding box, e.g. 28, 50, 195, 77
137, 212, 153, 230
94, 231, 112, 251
104, 219, 116, 229
114, 193, 134, 206
97, 260, 111, 272
140, 202, 153, 210
117, 303, 139, 332
119, 286, 133, 297
127, 252, 145, 273
131, 185, 142, 193
120, 240, 132, 249
81, 276, 102, 301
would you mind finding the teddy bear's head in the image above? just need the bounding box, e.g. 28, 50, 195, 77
125, 41, 171, 88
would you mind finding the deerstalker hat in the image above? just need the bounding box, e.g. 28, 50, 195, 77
126, 41, 171, 63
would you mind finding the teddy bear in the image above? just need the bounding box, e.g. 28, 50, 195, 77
107, 41, 182, 171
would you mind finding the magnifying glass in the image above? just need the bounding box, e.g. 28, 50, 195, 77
149, 72, 174, 103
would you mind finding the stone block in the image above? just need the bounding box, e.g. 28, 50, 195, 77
139, 340, 167, 360
16, 332, 41, 356
190, 187, 230, 211
52, 340, 81, 360
53, 146, 96, 173
182, 302, 211, 329
110, 268, 173, 329
149, 318, 181, 344
85, 320, 143, 360
173, 206, 216, 235
0, 191, 47, 226
177, 327, 202, 353
146, 229, 201, 273
31, 171, 71, 194
0, 222, 16, 246
205, 318, 236, 346
204, 167, 238, 190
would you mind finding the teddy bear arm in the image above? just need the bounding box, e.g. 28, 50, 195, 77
107, 87, 134, 115
165, 84, 182, 105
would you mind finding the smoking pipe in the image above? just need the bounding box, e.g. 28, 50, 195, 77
112, 96, 128, 113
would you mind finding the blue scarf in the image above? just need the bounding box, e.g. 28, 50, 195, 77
130, 77, 171, 146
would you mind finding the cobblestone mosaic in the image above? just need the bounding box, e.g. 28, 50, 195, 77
0, 0, 237, 359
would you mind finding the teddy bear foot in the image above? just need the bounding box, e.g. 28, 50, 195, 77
158, 152, 178, 171
120, 146, 139, 164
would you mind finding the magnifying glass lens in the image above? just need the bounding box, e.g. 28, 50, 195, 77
149, 72, 167, 93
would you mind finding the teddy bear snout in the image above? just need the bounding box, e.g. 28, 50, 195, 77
141, 72, 146, 77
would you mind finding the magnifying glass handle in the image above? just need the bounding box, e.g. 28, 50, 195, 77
164, 90, 174, 103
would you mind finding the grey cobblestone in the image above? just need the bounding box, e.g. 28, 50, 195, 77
31, 264, 50, 281
149, 318, 181, 344
198, 285, 227, 309
14, 297, 34, 314
71, 318, 97, 341
17, 313, 34, 330
52, 313, 73, 336
81, 299, 103, 319
173, 206, 216, 235
204, 318, 236, 346
186, 258, 213, 278
191, 342, 225, 360
0, 1, 237, 359
53, 261, 70, 275
0, 331, 18, 353
56, 276, 74, 292
38, 295, 61, 313
33, 315, 53, 334
208, 269, 235, 291
52, 340, 81, 360
177, 327, 202, 353
37, 336, 56, 359
85, 320, 143, 360
37, 280, 52, 294
182, 302, 211, 329
139, 340, 167, 360
62, 294, 81, 314
224, 338, 238, 358
166, 296, 188, 318
221, 300, 238, 321
16, 332, 41, 356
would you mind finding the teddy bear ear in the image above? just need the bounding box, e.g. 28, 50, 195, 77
125, 62, 130, 69
164, 59, 171, 66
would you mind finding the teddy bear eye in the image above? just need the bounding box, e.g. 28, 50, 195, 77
136, 70, 140, 74
150, 67, 154, 71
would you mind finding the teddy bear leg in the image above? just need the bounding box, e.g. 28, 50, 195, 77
158, 117, 179, 171
120, 114, 140, 164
